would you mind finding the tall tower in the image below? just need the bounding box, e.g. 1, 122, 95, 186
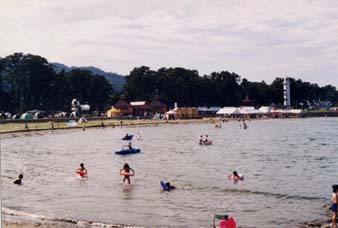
283, 77, 291, 108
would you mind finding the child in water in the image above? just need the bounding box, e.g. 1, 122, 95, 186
331, 185, 338, 228
228, 171, 243, 183
13, 174, 23, 185
199, 135, 203, 144
76, 163, 88, 177
120, 163, 135, 184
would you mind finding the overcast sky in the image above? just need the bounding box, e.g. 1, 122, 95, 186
1, 0, 337, 86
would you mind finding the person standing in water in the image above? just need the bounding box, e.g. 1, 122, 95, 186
331, 185, 338, 228
76, 163, 88, 177
204, 135, 209, 142
120, 163, 135, 184
13, 174, 23, 185
199, 135, 204, 144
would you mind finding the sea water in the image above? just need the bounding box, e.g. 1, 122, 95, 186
1, 118, 338, 228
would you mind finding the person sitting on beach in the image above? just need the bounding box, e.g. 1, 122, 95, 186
120, 163, 135, 184
331, 185, 338, 228
13, 174, 23, 185
127, 142, 132, 149
76, 163, 88, 177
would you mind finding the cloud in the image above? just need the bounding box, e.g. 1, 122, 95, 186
0, 0, 337, 86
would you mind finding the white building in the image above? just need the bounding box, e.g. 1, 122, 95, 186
283, 77, 291, 107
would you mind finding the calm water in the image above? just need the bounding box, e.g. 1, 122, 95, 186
1, 118, 338, 228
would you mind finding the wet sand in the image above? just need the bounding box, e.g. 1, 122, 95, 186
2, 220, 333, 228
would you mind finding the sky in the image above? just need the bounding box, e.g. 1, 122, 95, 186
1, 0, 337, 87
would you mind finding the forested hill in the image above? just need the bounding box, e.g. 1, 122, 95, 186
52, 63, 126, 92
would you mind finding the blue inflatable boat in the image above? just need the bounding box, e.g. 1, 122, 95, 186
115, 147, 141, 155
122, 135, 133, 140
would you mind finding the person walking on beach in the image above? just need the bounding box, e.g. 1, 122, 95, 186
331, 185, 338, 228
120, 163, 135, 184
13, 174, 23, 185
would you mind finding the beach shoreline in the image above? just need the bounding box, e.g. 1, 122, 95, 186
0, 116, 304, 136
1, 218, 333, 228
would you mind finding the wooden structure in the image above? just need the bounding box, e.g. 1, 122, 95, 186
113, 97, 132, 116
165, 107, 199, 119
130, 101, 149, 116
149, 97, 167, 114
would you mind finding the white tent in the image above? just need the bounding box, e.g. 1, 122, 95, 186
238, 106, 262, 115
287, 109, 303, 114
259, 106, 271, 114
216, 107, 240, 115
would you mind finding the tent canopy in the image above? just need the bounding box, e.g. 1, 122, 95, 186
109, 107, 121, 113
20, 113, 33, 120
238, 106, 262, 114
216, 107, 239, 115
258, 106, 271, 114
26, 109, 46, 114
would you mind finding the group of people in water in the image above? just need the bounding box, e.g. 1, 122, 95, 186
74, 163, 135, 185
199, 135, 211, 144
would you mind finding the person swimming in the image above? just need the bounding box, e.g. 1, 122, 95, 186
228, 171, 243, 183
13, 174, 23, 185
165, 182, 176, 191
120, 163, 135, 184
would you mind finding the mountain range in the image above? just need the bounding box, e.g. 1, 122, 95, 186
52, 63, 126, 92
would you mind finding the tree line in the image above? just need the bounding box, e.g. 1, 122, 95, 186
124, 66, 338, 108
1, 53, 337, 114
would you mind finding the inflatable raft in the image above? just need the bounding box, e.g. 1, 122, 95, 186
122, 135, 133, 140
115, 147, 141, 155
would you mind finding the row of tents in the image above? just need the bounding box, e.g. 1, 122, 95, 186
1, 110, 47, 120
216, 106, 303, 116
